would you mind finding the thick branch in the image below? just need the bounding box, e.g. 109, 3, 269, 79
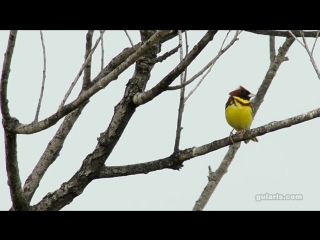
21, 36, 143, 203
31, 31, 161, 211
1, 30, 28, 210
10, 30, 169, 134
1, 30, 17, 120
5, 130, 29, 210
97, 107, 320, 179
245, 30, 320, 38
133, 30, 218, 106
23, 102, 89, 203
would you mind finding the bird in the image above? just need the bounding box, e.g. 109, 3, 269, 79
225, 86, 258, 144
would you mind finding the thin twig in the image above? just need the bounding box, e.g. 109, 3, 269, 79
58, 30, 105, 110
173, 30, 186, 152
184, 31, 241, 102
311, 30, 320, 56
220, 30, 231, 51
245, 30, 320, 38
83, 30, 94, 89
269, 35, 276, 62
288, 30, 320, 79
124, 30, 134, 47
34, 30, 47, 122
100, 30, 105, 70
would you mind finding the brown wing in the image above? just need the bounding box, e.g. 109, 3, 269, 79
225, 96, 235, 109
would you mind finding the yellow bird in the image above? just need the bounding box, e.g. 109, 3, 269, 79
225, 86, 258, 144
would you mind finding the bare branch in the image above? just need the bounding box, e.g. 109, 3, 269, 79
269, 35, 276, 62
192, 36, 295, 211
288, 30, 320, 79
22, 102, 88, 203
287, 30, 305, 47
252, 37, 295, 114
58, 30, 105, 110
124, 30, 134, 47
220, 30, 231, 51
10, 30, 170, 134
22, 37, 139, 203
184, 31, 241, 102
159, 30, 187, 43
300, 30, 320, 79
168, 31, 240, 91
34, 31, 47, 122
245, 30, 320, 38
5, 128, 29, 210
133, 30, 218, 106
97, 107, 320, 179
173, 30, 186, 152
31, 30, 162, 211
311, 30, 320, 56
82, 30, 94, 89
1, 30, 17, 120
1, 31, 29, 210
100, 30, 105, 70
153, 44, 180, 63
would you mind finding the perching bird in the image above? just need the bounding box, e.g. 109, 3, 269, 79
225, 86, 258, 144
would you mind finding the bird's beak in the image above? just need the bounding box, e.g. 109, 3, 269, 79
248, 93, 255, 98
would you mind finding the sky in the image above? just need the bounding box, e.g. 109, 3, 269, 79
1, 30, 320, 210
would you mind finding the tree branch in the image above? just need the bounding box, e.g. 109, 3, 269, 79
168, 30, 239, 92
184, 30, 240, 102
124, 30, 134, 47
33, 30, 47, 123
192, 36, 295, 211
133, 30, 218, 106
288, 30, 320, 80
9, 30, 169, 134
1, 30, 29, 210
20, 36, 146, 204
153, 44, 180, 63
245, 30, 320, 38
97, 107, 320, 179
58, 30, 105, 110
30, 30, 162, 211
21, 32, 98, 203
100, 30, 105, 71
269, 35, 276, 62
173, 30, 186, 152
1, 30, 17, 121
22, 102, 88, 203
82, 30, 94, 89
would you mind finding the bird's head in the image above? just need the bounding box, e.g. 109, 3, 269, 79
229, 86, 255, 100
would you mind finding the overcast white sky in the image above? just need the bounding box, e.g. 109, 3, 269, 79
1, 30, 320, 210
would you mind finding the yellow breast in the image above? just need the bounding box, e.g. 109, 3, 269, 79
225, 96, 253, 131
